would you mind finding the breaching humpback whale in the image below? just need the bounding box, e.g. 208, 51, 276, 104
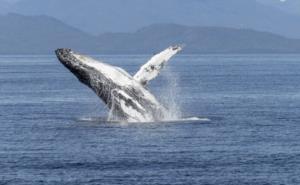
55, 46, 182, 122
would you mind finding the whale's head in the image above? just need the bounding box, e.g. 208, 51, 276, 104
55, 48, 94, 86
55, 48, 134, 105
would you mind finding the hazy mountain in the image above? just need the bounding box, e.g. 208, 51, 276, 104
97, 24, 300, 54
4, 0, 300, 38
258, 0, 300, 16
0, 14, 300, 54
0, 13, 98, 54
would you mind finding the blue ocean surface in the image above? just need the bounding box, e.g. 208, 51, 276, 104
0, 54, 300, 185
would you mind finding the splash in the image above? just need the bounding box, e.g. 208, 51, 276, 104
157, 67, 183, 121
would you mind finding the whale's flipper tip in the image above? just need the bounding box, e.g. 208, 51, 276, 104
171, 44, 185, 51
171, 45, 182, 51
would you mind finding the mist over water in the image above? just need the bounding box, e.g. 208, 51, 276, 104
158, 67, 183, 121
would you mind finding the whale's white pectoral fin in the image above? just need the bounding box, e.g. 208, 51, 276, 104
134, 45, 182, 86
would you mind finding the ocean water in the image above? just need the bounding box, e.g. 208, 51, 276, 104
1, 54, 300, 185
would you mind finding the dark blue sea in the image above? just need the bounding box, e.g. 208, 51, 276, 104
1, 54, 300, 185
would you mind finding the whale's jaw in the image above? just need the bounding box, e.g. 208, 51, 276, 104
55, 49, 167, 122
